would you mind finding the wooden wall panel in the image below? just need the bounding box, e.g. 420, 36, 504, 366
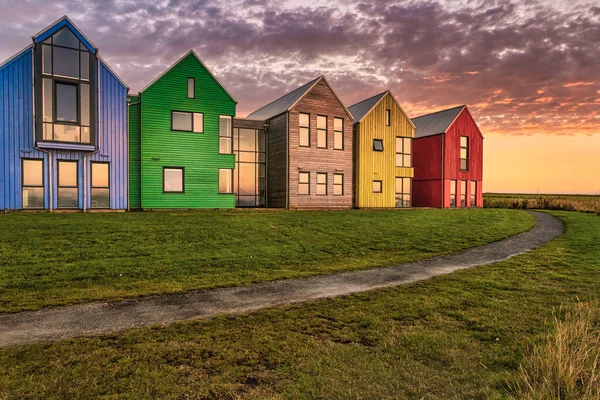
444, 107, 483, 182
413, 180, 442, 208
266, 113, 287, 208
354, 92, 414, 208
287, 80, 353, 209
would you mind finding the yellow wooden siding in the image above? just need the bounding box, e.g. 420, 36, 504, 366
355, 92, 414, 208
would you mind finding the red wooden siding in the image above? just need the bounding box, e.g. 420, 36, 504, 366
412, 134, 444, 207
443, 108, 483, 182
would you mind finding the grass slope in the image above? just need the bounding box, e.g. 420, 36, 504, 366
0, 212, 597, 399
0, 209, 532, 313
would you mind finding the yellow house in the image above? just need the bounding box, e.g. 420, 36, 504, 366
348, 91, 415, 208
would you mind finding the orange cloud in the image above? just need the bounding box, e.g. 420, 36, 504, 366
563, 81, 595, 87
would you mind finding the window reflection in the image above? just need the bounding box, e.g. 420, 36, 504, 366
233, 127, 267, 207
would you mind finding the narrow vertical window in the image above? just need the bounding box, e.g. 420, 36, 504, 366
22, 159, 44, 209
333, 117, 344, 150
460, 136, 469, 171
219, 115, 233, 154
163, 167, 184, 193
396, 137, 412, 167
58, 160, 79, 208
299, 172, 310, 195
460, 180, 467, 207
373, 180, 383, 193
450, 180, 457, 208
385, 109, 391, 126
299, 113, 310, 147
470, 181, 477, 207
316, 172, 327, 195
219, 169, 233, 193
317, 115, 327, 148
91, 162, 110, 208
333, 173, 344, 195
395, 177, 411, 208
373, 139, 384, 152
187, 78, 195, 99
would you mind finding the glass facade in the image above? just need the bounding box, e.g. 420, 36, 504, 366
233, 127, 266, 207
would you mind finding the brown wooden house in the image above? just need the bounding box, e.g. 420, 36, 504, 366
247, 76, 354, 209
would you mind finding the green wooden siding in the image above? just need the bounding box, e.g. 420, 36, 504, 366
128, 95, 142, 209
133, 53, 236, 209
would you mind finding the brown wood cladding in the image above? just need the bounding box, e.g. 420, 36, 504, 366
233, 118, 266, 130
287, 79, 354, 209
266, 113, 288, 208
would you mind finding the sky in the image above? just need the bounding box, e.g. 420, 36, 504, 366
0, 0, 598, 194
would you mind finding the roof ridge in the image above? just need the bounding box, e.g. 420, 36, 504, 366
411, 104, 465, 120
348, 90, 388, 109
248, 76, 321, 118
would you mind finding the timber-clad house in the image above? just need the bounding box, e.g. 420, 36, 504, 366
0, 15, 486, 212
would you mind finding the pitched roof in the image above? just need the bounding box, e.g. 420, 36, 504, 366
348, 91, 388, 123
247, 77, 322, 120
139, 50, 237, 103
411, 105, 465, 138
32, 15, 97, 54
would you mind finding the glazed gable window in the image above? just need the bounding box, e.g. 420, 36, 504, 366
172, 111, 203, 133
39, 27, 94, 144
299, 113, 310, 147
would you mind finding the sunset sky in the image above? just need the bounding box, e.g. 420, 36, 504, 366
1, 0, 598, 194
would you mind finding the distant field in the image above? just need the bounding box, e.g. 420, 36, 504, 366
484, 193, 600, 214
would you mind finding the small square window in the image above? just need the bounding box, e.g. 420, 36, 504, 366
373, 139, 384, 152
164, 168, 184, 193
373, 180, 383, 193
299, 172, 310, 195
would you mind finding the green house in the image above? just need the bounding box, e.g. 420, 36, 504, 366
129, 51, 237, 209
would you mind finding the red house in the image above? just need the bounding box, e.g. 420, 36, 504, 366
412, 105, 483, 208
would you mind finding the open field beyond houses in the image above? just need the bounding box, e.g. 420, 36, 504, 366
0, 209, 533, 313
484, 193, 600, 214
0, 211, 597, 399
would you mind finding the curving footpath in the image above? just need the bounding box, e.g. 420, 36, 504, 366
0, 211, 563, 348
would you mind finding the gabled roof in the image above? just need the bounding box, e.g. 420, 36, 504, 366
247, 76, 354, 120
411, 105, 465, 138
139, 50, 237, 103
0, 45, 33, 71
348, 90, 416, 128
32, 15, 97, 54
99, 55, 130, 90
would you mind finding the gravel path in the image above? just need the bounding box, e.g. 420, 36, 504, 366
0, 211, 563, 348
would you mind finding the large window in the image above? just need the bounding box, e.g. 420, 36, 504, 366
39, 27, 94, 144
187, 78, 195, 99
450, 180, 457, 208
333, 173, 344, 195
373, 139, 384, 152
470, 181, 477, 207
317, 115, 327, 148
333, 117, 344, 150
373, 180, 383, 193
299, 172, 310, 195
163, 167, 184, 193
58, 160, 78, 208
395, 177, 411, 208
460, 180, 467, 207
172, 111, 203, 133
219, 116, 233, 154
219, 169, 233, 194
22, 159, 44, 209
396, 137, 412, 167
299, 113, 310, 147
316, 173, 327, 195
233, 127, 266, 207
460, 136, 469, 171
91, 162, 110, 208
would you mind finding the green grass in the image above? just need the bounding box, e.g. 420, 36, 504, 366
0, 211, 597, 399
484, 193, 600, 214
0, 208, 533, 313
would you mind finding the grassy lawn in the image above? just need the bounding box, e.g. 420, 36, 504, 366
0, 211, 597, 399
0, 208, 533, 313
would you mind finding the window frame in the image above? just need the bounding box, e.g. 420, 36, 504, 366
470, 181, 477, 207
171, 110, 204, 133
219, 115, 233, 154
396, 137, 412, 167
187, 77, 195, 99
316, 115, 328, 149
450, 179, 457, 208
90, 161, 110, 209
460, 180, 467, 207
460, 136, 469, 172
298, 171, 310, 195
163, 167, 185, 193
333, 117, 344, 150
373, 180, 383, 193
316, 172, 328, 196
54, 80, 80, 125
333, 173, 344, 196
57, 160, 79, 209
299, 112, 310, 147
373, 139, 384, 152
21, 159, 45, 209
218, 168, 234, 194
395, 177, 412, 208
385, 109, 391, 126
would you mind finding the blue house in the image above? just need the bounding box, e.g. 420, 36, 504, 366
0, 16, 129, 211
